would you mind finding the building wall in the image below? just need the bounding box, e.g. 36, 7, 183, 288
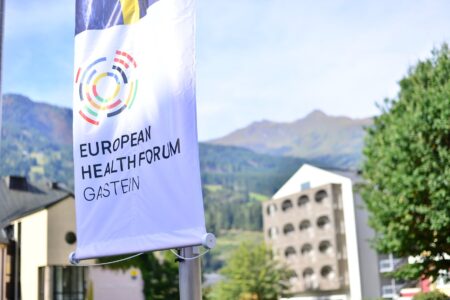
353, 193, 381, 299
263, 184, 349, 294
9, 196, 144, 300
47, 197, 77, 265
270, 165, 362, 299
46, 197, 143, 299
89, 267, 145, 300
16, 209, 48, 300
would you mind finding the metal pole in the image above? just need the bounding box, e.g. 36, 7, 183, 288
0, 0, 4, 158
178, 246, 202, 300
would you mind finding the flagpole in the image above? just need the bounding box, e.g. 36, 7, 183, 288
178, 246, 202, 300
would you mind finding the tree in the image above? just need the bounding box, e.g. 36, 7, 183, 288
362, 44, 450, 281
208, 243, 292, 300
101, 251, 179, 300
413, 291, 448, 300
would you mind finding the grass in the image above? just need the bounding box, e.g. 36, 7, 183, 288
249, 192, 268, 202
204, 184, 224, 192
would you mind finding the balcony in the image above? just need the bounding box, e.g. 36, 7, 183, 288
381, 284, 395, 298
381, 280, 409, 299
379, 256, 406, 273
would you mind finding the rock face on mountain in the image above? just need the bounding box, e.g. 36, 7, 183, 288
210, 110, 373, 169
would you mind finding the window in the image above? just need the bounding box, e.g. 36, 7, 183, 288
317, 215, 331, 229
303, 268, 314, 279
303, 268, 316, 289
267, 227, 278, 239
281, 199, 293, 211
266, 204, 277, 216
299, 220, 311, 231
298, 195, 309, 207
39, 266, 86, 300
289, 271, 298, 284
54, 266, 85, 300
318, 241, 332, 254
285, 246, 296, 258
39, 267, 45, 300
65, 232, 77, 244
320, 265, 335, 279
315, 190, 328, 203
301, 244, 313, 256
283, 223, 295, 235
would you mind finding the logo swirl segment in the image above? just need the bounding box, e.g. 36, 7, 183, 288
75, 50, 138, 125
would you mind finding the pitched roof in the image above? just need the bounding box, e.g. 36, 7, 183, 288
272, 164, 362, 199
0, 177, 72, 243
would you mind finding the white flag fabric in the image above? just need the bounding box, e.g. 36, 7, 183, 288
72, 0, 206, 260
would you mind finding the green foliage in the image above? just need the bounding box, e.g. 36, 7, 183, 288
362, 44, 450, 280
203, 185, 264, 235
199, 143, 305, 196
413, 291, 449, 300
200, 144, 305, 236
203, 230, 263, 273
0, 94, 74, 186
208, 243, 291, 300
100, 251, 179, 300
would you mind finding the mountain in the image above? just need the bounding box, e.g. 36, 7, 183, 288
0, 94, 305, 190
210, 110, 373, 169
2, 94, 73, 146
1, 94, 74, 184
0, 94, 307, 234
1, 94, 366, 271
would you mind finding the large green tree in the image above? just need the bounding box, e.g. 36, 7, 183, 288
208, 243, 292, 300
362, 44, 450, 280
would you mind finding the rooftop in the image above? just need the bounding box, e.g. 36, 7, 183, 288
0, 176, 72, 243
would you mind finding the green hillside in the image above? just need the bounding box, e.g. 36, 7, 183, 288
0, 94, 311, 235
1, 94, 74, 184
2, 94, 362, 272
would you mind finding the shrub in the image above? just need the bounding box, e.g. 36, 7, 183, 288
413, 291, 449, 300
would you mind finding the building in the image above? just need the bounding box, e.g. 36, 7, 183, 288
378, 254, 408, 298
0, 176, 143, 300
262, 164, 384, 300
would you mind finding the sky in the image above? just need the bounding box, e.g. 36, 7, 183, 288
3, 0, 450, 140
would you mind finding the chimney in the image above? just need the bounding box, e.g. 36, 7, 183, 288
5, 176, 28, 191
48, 181, 71, 193
48, 182, 57, 190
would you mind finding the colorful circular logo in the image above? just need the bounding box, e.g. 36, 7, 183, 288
75, 50, 138, 125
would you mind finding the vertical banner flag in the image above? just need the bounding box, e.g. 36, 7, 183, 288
72, 0, 206, 260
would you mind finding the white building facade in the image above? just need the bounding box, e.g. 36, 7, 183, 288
263, 164, 382, 300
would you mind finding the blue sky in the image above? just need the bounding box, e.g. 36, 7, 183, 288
3, 0, 450, 140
